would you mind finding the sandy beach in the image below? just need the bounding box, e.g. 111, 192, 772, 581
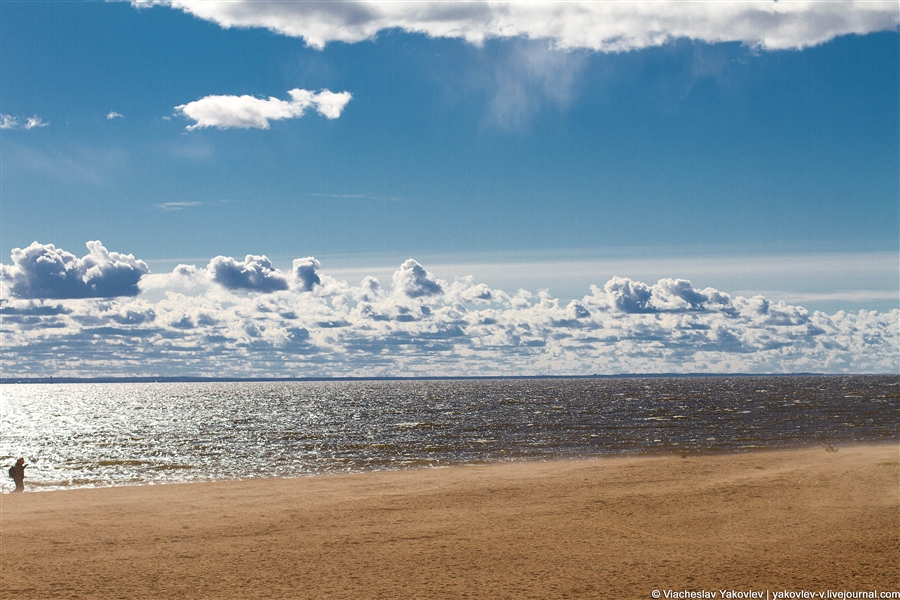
1, 444, 897, 599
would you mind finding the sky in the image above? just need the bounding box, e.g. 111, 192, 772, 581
1, 0, 898, 377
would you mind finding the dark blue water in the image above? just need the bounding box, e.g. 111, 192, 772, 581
1, 376, 897, 491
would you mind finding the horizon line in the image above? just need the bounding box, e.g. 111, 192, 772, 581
5, 373, 896, 385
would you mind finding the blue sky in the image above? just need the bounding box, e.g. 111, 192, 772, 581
1, 1, 898, 377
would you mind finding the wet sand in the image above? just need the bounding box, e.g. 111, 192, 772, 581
1, 444, 898, 599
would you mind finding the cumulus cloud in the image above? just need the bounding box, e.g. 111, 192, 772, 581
0, 241, 149, 299
445, 275, 502, 305
355, 276, 384, 303
207, 255, 289, 292
292, 257, 322, 292
1, 245, 898, 377
603, 277, 654, 313
132, 0, 898, 52
392, 259, 444, 299
175, 88, 352, 130
598, 277, 735, 314
106, 111, 124, 120
138, 264, 209, 294
1, 114, 49, 130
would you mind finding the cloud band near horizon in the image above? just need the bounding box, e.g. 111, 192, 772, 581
1, 241, 897, 377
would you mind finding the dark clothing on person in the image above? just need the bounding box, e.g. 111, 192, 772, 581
9, 461, 26, 492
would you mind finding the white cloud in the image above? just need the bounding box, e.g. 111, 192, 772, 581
292, 257, 322, 292
107, 111, 124, 120
337, 250, 898, 311
597, 276, 735, 314
24, 116, 48, 129
138, 264, 209, 294
0, 241, 149, 299
175, 88, 352, 130
392, 259, 444, 299
132, 1, 898, 52
2, 243, 898, 376
207, 255, 289, 292
0, 114, 49, 130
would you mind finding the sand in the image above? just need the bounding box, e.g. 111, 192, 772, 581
1, 444, 897, 599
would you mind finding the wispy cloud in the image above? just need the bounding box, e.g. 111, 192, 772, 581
738, 290, 900, 305
6, 141, 127, 186
154, 199, 231, 211
175, 88, 352, 131
304, 192, 410, 203
106, 111, 124, 120
0, 114, 49, 130
2, 241, 898, 377
478, 41, 588, 128
155, 201, 205, 211
132, 1, 898, 52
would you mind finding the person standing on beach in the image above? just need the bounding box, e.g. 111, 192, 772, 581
8, 458, 27, 492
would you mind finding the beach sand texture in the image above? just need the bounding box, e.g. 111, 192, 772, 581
1, 445, 898, 599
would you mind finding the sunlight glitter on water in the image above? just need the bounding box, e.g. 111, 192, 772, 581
1, 376, 897, 491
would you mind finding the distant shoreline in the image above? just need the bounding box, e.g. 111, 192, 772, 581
4, 372, 881, 384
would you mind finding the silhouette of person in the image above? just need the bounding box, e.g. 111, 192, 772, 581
9, 458, 27, 493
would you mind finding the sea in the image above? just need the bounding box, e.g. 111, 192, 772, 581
1, 376, 897, 492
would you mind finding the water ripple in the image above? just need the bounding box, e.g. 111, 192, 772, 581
1, 375, 897, 491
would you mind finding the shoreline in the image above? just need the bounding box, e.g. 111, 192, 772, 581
2, 444, 898, 598
12, 439, 898, 494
